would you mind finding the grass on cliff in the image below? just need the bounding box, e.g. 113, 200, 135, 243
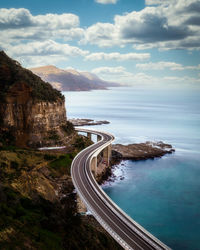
49, 153, 75, 176
0, 145, 122, 250
0, 186, 121, 250
0, 51, 64, 103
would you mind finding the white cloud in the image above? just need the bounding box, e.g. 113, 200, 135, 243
0, 8, 79, 29
3, 40, 89, 67
95, 0, 118, 4
80, 22, 117, 47
83, 0, 200, 50
0, 8, 84, 43
8, 40, 89, 57
136, 61, 200, 70
85, 52, 150, 61
163, 75, 200, 85
91, 65, 200, 86
91, 66, 161, 85
92, 66, 127, 75
91, 66, 158, 85
145, 0, 167, 6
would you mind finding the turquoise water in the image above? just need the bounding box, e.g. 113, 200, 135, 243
63, 86, 200, 249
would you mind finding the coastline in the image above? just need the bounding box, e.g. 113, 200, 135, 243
98, 141, 175, 185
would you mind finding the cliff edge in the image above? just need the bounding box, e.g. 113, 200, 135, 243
0, 51, 73, 148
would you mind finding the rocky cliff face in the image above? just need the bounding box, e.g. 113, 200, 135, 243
0, 51, 73, 148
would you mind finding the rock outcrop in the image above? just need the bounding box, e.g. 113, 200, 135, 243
112, 141, 175, 161
69, 118, 110, 126
0, 51, 74, 147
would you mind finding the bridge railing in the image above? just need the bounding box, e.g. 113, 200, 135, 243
72, 128, 171, 250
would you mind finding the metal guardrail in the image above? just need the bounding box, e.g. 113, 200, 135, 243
71, 128, 171, 250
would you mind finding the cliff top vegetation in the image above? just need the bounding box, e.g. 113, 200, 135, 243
0, 51, 64, 102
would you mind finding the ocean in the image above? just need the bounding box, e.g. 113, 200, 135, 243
63, 86, 200, 250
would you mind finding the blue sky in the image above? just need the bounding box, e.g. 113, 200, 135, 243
0, 0, 200, 87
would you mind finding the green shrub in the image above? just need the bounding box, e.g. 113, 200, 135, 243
62, 121, 74, 135
47, 130, 60, 141
73, 137, 87, 150
44, 154, 57, 161
0, 51, 64, 103
49, 154, 72, 176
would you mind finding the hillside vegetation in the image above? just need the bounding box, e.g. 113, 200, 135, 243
0, 143, 122, 249
0, 51, 64, 102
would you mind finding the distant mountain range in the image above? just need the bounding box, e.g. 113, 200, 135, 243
30, 65, 120, 91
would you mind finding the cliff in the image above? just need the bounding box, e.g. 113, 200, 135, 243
30, 65, 120, 91
0, 51, 73, 148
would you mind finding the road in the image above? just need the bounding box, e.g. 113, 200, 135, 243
71, 128, 171, 250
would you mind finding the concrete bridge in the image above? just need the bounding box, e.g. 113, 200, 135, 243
71, 128, 171, 250
85, 130, 112, 177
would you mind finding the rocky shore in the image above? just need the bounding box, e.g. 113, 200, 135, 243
112, 141, 175, 161
99, 141, 175, 185
69, 118, 109, 126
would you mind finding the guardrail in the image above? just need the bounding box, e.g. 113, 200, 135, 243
71, 128, 171, 250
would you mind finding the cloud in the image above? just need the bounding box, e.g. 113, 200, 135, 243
0, 8, 79, 29
91, 66, 161, 85
91, 66, 158, 85
95, 0, 118, 4
85, 52, 150, 61
0, 8, 84, 43
0, 8, 33, 29
115, 8, 191, 43
82, 0, 200, 50
80, 22, 117, 47
92, 66, 200, 86
92, 66, 127, 75
8, 40, 89, 57
2, 40, 89, 67
145, 0, 167, 6
136, 61, 200, 70
91, 63, 200, 87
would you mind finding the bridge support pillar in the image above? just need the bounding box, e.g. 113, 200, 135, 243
91, 156, 97, 177
87, 132, 92, 140
103, 144, 112, 166
97, 135, 101, 142
76, 194, 87, 213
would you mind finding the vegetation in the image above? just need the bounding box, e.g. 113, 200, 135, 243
49, 153, 75, 176
0, 185, 121, 249
47, 130, 60, 141
0, 145, 122, 249
73, 136, 90, 151
62, 121, 75, 135
0, 51, 64, 102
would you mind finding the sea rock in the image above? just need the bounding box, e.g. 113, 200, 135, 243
112, 141, 175, 161
69, 118, 110, 126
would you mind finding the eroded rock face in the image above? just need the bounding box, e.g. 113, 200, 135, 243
1, 82, 68, 147
0, 51, 72, 148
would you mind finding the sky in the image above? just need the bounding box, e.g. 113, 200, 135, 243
0, 0, 200, 87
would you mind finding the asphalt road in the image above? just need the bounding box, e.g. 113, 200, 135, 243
71, 128, 171, 250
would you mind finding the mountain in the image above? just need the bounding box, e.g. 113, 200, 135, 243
30, 65, 119, 91
0, 51, 74, 148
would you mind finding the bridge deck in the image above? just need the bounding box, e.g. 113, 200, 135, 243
71, 128, 171, 250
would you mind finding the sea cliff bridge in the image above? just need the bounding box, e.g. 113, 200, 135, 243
71, 128, 171, 250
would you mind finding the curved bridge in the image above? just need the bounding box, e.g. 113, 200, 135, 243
71, 128, 171, 250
